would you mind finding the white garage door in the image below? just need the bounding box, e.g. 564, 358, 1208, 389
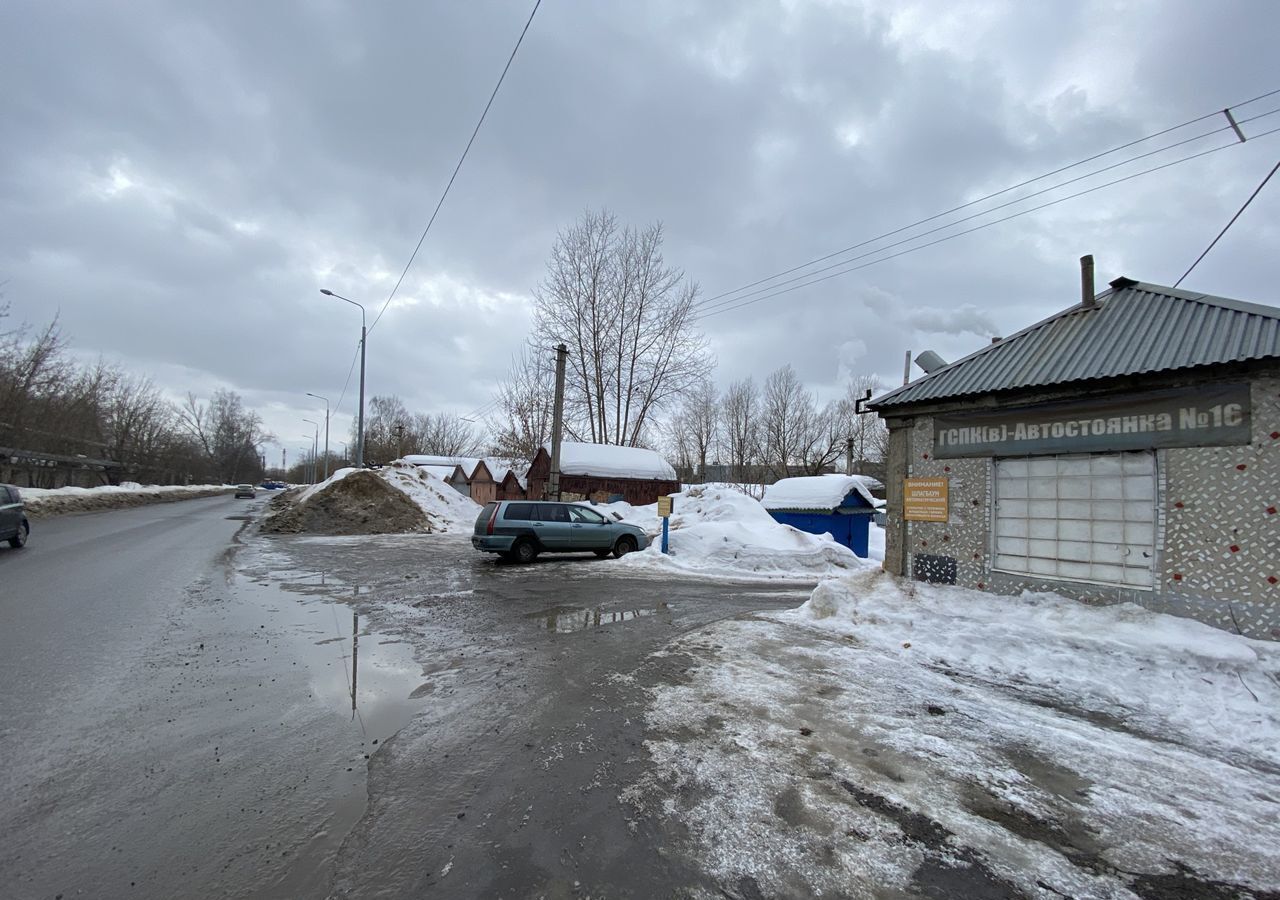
993, 451, 1156, 589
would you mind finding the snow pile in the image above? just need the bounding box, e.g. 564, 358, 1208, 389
761, 473, 878, 510
550, 441, 676, 480
19, 483, 234, 517
607, 484, 874, 580
629, 573, 1280, 898
794, 569, 1280, 761
262, 463, 480, 535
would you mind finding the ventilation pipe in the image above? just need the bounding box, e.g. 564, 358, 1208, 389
915, 350, 948, 374
1081, 254, 1096, 308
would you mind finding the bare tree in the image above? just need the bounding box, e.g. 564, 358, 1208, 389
178, 389, 270, 483
761, 365, 819, 479
665, 377, 719, 480
828, 373, 889, 477
413, 411, 476, 457
531, 209, 712, 447
721, 377, 761, 485
488, 345, 556, 461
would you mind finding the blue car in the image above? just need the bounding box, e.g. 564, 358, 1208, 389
473, 500, 648, 564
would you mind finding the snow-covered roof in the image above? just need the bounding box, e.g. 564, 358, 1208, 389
543, 441, 677, 480
762, 474, 878, 511
420, 464, 460, 481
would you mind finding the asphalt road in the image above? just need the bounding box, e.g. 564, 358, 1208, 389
0, 497, 810, 899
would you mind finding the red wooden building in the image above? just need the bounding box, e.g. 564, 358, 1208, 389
526, 442, 679, 505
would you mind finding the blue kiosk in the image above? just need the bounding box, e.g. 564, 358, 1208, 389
762, 474, 878, 558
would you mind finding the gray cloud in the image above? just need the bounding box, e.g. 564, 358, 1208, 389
3, 0, 1278, 453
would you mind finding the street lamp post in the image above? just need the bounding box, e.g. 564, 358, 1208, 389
303, 420, 320, 484
319, 289, 367, 468
307, 392, 331, 480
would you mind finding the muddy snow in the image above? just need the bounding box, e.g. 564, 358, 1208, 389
262, 463, 479, 536
625, 570, 1280, 899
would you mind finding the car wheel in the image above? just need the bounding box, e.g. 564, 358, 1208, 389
593, 549, 611, 559
9, 522, 28, 549
512, 539, 538, 564
612, 536, 637, 559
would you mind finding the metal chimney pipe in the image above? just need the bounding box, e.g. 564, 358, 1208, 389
1080, 254, 1095, 308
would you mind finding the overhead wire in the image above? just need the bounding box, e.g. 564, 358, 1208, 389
368, 0, 542, 335
694, 106, 1280, 317
696, 87, 1280, 313
694, 124, 1280, 321
1174, 156, 1280, 287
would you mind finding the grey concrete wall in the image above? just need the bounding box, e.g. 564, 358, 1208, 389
884, 372, 1280, 640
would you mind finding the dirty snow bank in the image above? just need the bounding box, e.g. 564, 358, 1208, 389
626, 572, 1280, 898
605, 484, 874, 581
20, 483, 234, 517
796, 569, 1280, 763
263, 463, 479, 535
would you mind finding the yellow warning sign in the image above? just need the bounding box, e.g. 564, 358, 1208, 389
904, 478, 949, 522
657, 495, 673, 518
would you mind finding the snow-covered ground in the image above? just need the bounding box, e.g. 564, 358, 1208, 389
19, 482, 234, 516
600, 484, 877, 581
626, 570, 1280, 898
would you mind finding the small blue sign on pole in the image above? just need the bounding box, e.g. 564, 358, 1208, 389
657, 495, 673, 554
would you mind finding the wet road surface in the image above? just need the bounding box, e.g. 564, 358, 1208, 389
1, 501, 811, 898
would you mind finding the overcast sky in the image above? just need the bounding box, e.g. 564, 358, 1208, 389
4, 0, 1279, 462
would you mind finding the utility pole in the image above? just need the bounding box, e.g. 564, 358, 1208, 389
394, 422, 405, 460
846, 437, 854, 476
548, 342, 568, 500
307, 392, 331, 480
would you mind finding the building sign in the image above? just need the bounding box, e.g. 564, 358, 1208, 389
932, 384, 1251, 458
657, 495, 674, 518
904, 477, 949, 521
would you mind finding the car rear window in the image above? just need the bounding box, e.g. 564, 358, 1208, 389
503, 502, 534, 521
475, 502, 497, 529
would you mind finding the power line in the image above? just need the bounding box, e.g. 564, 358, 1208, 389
1174, 157, 1280, 288
695, 106, 1280, 317
368, 0, 542, 334
697, 87, 1280, 311
695, 125, 1280, 321
331, 339, 362, 417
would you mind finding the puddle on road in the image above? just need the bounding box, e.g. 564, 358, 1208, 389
528, 602, 671, 633
274, 569, 375, 598
231, 570, 429, 897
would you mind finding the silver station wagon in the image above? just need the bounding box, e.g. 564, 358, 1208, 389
472, 500, 648, 564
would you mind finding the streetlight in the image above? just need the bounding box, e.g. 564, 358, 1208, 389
319, 289, 366, 468
306, 392, 330, 480
303, 420, 320, 484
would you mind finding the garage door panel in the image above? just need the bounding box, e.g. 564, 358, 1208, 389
994, 451, 1156, 590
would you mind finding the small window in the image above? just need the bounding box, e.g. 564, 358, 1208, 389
503, 503, 534, 521
537, 504, 570, 522
569, 506, 606, 524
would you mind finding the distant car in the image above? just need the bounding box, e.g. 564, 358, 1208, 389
1, 484, 30, 549
472, 500, 648, 564
261, 481, 285, 490
234, 484, 257, 499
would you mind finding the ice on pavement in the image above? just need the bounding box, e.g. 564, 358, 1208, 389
603, 484, 875, 580
628, 569, 1280, 898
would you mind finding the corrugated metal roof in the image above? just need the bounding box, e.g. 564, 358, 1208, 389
870, 278, 1280, 410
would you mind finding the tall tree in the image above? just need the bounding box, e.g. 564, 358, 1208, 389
178, 389, 271, 483
721, 377, 761, 483
488, 346, 555, 461
530, 209, 712, 447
